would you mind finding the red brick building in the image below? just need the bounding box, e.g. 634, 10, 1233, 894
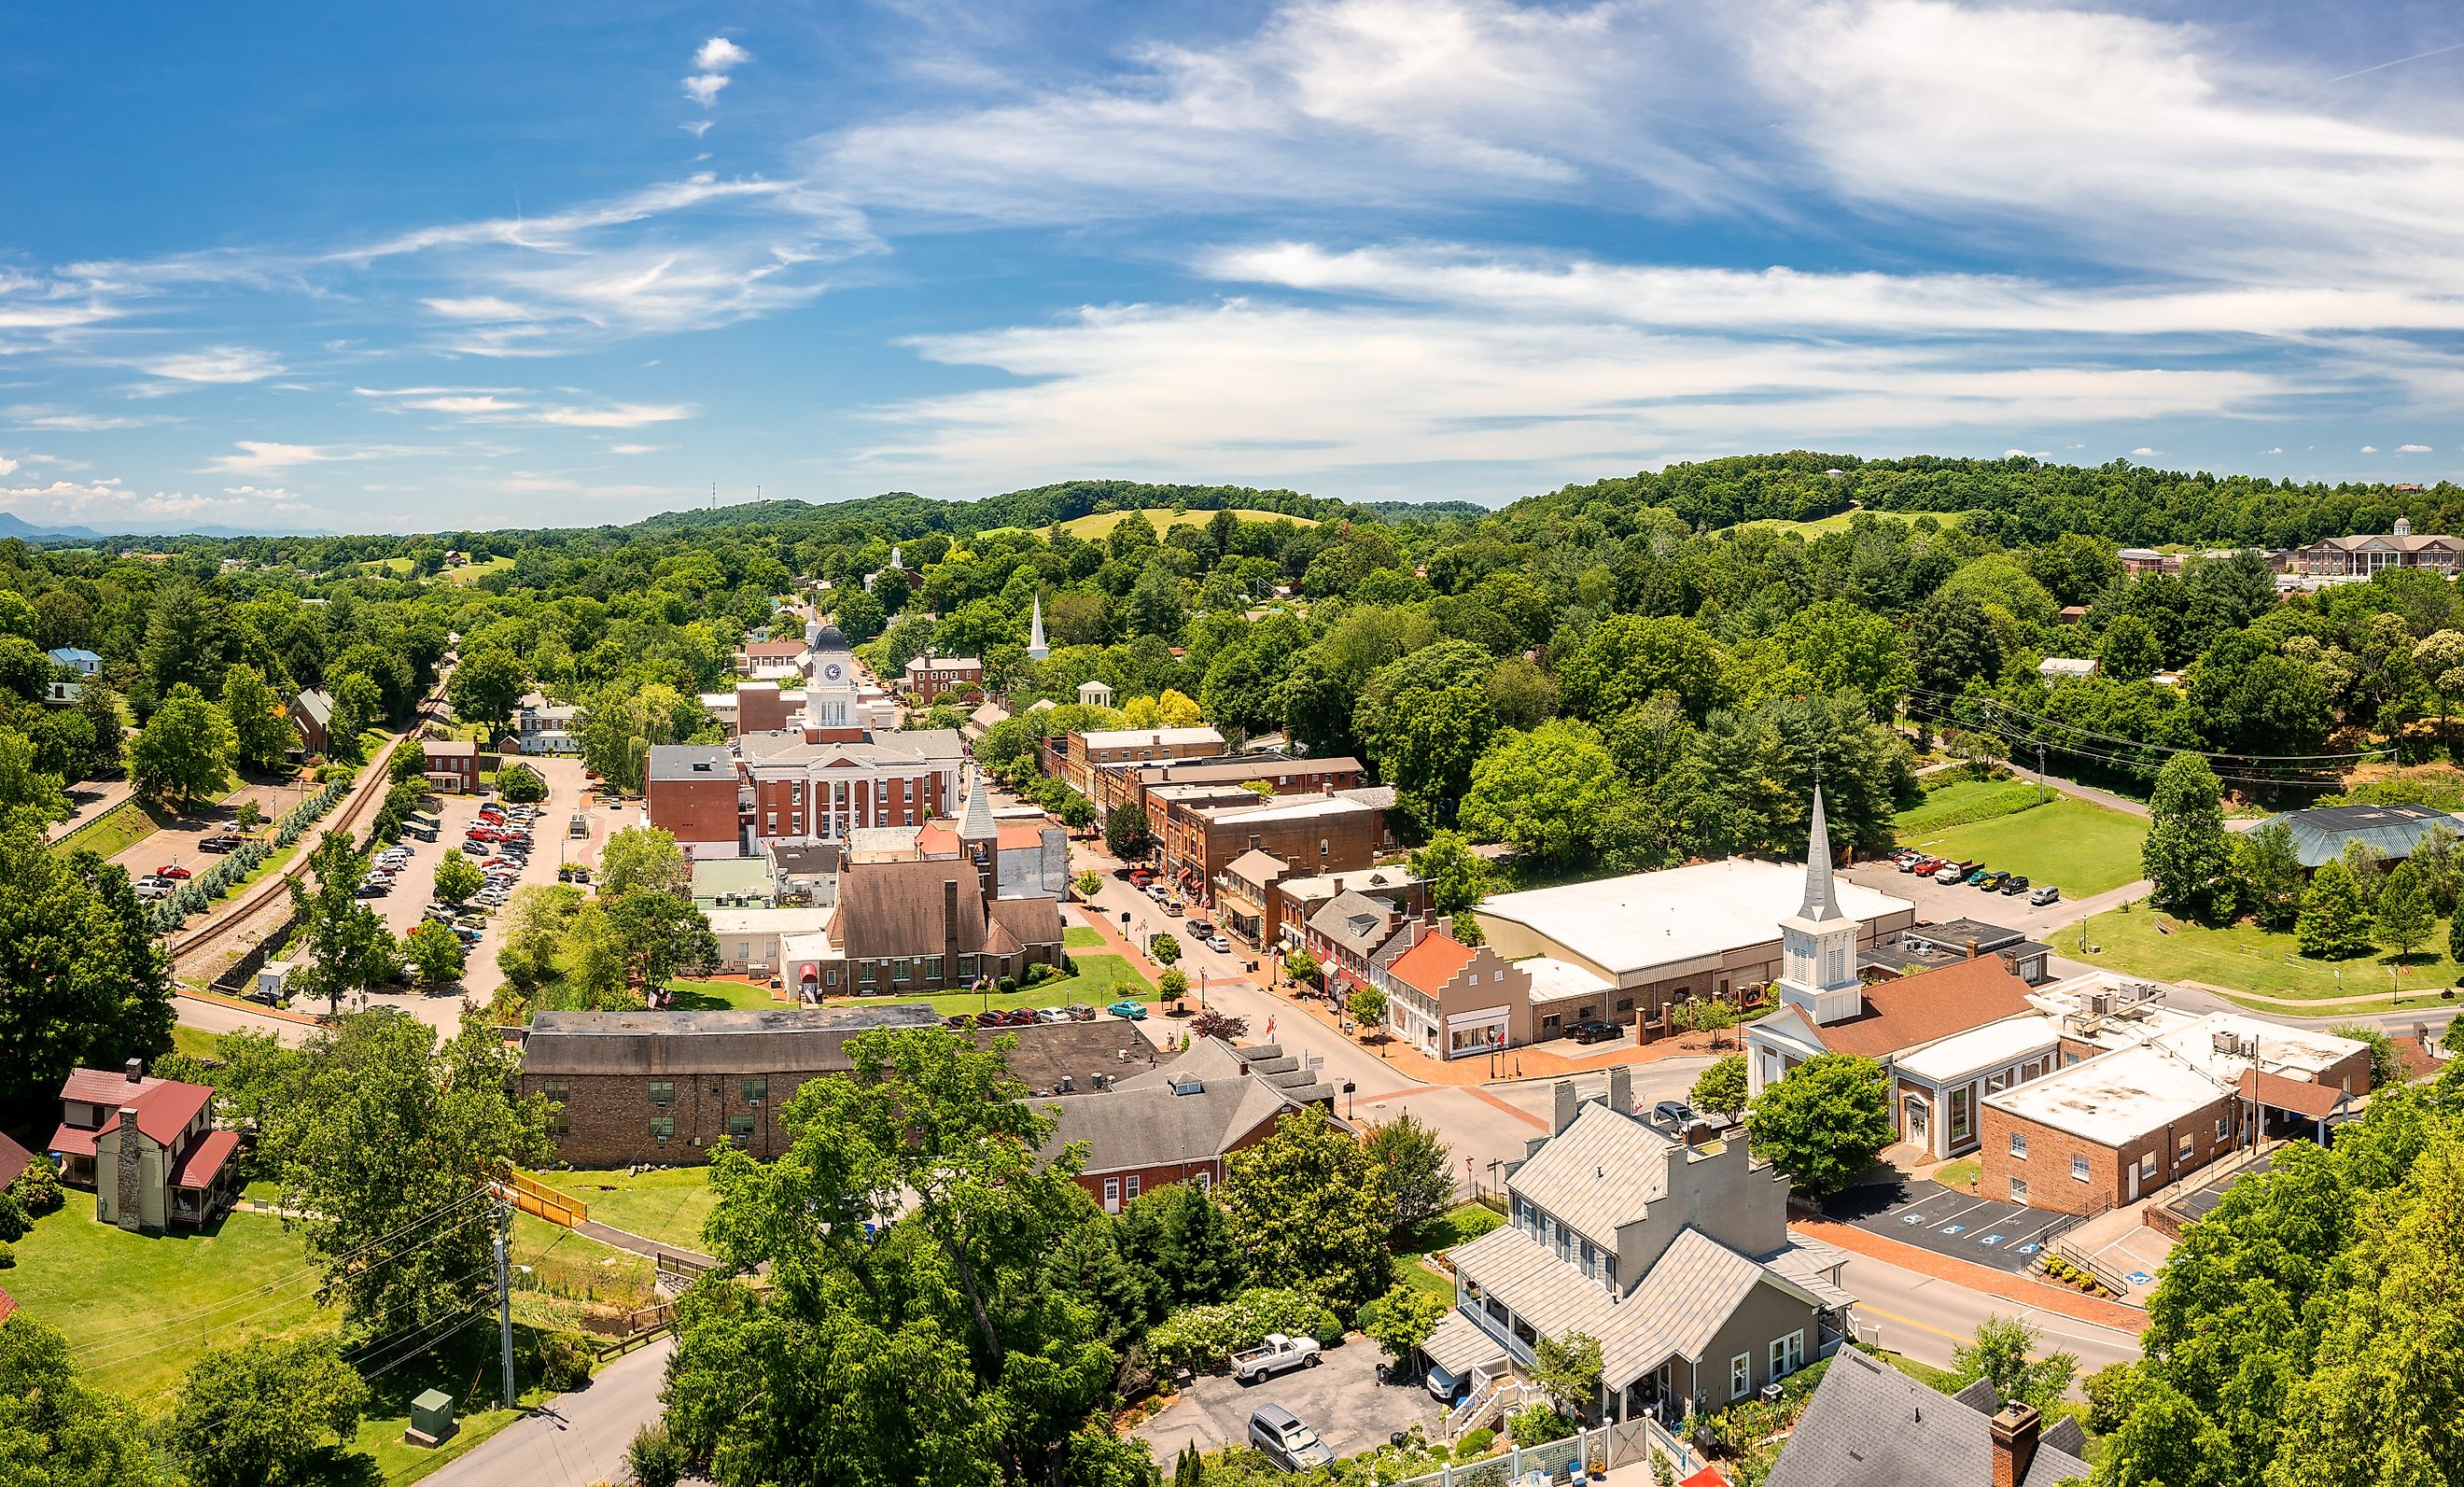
902, 652, 985, 703
1046, 726, 1226, 801
648, 745, 743, 857
422, 738, 480, 794
1163, 793, 1383, 905
1037, 1038, 1347, 1212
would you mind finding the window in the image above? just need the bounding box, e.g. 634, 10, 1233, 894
1617, 997, 1633, 1012
765, 812, 777, 833
2009, 1131, 2027, 1158
1730, 1354, 1752, 1401
742, 1077, 767, 1105
1514, 1318, 1536, 1347
1770, 1331, 1804, 1379
2071, 1155, 2092, 1182
2215, 1115, 2230, 1142
2010, 1176, 2029, 1203
1193, 1171, 1210, 1194
651, 1115, 674, 1142
2177, 1131, 2195, 1165
2140, 1151, 2158, 1181
649, 1081, 675, 1108
1949, 1087, 1972, 1143
1102, 1178, 1120, 1213
923, 956, 945, 981
959, 955, 979, 979
891, 959, 910, 982
727, 1115, 754, 1141
540, 1082, 567, 1108
1485, 1298, 1508, 1326
1125, 1175, 1141, 1201
859, 961, 876, 983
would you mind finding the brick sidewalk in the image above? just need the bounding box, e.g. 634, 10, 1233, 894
1793, 1215, 2149, 1331
1262, 980, 1730, 1088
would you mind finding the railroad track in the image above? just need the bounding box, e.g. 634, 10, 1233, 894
168, 691, 445, 975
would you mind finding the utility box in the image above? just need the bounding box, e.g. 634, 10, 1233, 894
568, 813, 588, 839
406, 1389, 457, 1447
254, 961, 292, 1005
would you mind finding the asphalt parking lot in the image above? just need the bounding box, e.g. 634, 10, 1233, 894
1841, 860, 2093, 943
1135, 1339, 1442, 1464
1826, 1182, 2072, 1273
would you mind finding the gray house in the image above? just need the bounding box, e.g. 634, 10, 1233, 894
1765, 1347, 2089, 1487
1426, 1072, 1854, 1426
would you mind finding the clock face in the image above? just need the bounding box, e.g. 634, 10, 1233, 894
823, 663, 844, 681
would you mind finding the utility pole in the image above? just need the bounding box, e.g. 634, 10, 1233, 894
2034, 741, 2050, 803
493, 1198, 515, 1410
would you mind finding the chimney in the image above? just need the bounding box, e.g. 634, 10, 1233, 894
1552, 1080, 1580, 1134
124, 1058, 144, 1083
1990, 1402, 2040, 1487
944, 878, 960, 984
1608, 1064, 1632, 1115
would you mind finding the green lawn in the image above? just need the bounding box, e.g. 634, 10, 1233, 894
171, 1023, 223, 1059
1897, 795, 2149, 897
1893, 777, 2047, 835
539, 1167, 716, 1253
1935, 1158, 1981, 1189
1725, 508, 1968, 539
1052, 507, 1316, 540
1394, 1258, 1458, 1308
666, 978, 783, 1011
1398, 1201, 1505, 1257
851, 952, 1158, 1017
2071, 904, 2463, 1007
12, 1207, 331, 1401
1065, 925, 1107, 949
53, 796, 174, 859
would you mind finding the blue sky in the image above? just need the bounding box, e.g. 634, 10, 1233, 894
9, 0, 2464, 533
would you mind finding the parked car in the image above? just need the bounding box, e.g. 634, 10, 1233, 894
1231, 1333, 1323, 1384
1206, 933, 1232, 953
944, 1015, 971, 1031
355, 882, 388, 898
1974, 871, 2008, 891
1932, 863, 1965, 883
1999, 875, 2032, 895
974, 1010, 1008, 1027
1066, 1003, 1096, 1021
2029, 884, 2062, 906
1105, 999, 1149, 1020
1962, 867, 1995, 886
1652, 1099, 1701, 1132
198, 834, 244, 853
1247, 1406, 1333, 1472
1034, 1007, 1072, 1024
1568, 1019, 1623, 1045
155, 864, 192, 880
133, 876, 175, 901
1001, 1008, 1037, 1026
1186, 919, 1216, 938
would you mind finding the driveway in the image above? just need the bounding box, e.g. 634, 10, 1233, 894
1136, 1338, 1442, 1464
423, 1337, 675, 1487
1825, 1181, 2072, 1274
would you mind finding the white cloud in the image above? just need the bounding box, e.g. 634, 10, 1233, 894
2401, 442, 2432, 452
420, 296, 534, 321
684, 73, 732, 106
2131, 447, 2161, 456
528, 402, 695, 428
682, 119, 714, 138
694, 37, 750, 71
609, 442, 666, 455
2361, 444, 2381, 454
0, 456, 16, 477
220, 484, 299, 502
6, 406, 151, 432
404, 395, 528, 414
2262, 446, 2284, 455
134, 345, 284, 384
208, 441, 335, 474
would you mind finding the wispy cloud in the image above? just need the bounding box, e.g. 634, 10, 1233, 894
134, 345, 284, 385
7, 405, 156, 432
208, 441, 338, 474
2401, 442, 2433, 452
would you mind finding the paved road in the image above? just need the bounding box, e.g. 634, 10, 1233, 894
174, 992, 315, 1047
47, 777, 133, 843
1838, 1246, 2142, 1388
424, 1337, 675, 1487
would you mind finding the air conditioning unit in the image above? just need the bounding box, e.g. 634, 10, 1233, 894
2089, 992, 2114, 1017
2212, 1030, 2238, 1055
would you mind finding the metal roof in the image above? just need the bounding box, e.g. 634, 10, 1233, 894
1504, 1101, 1673, 1248
2261, 802, 2464, 868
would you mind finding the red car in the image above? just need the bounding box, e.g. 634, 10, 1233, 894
155, 864, 192, 880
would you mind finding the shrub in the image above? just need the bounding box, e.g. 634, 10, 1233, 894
1506, 1403, 1575, 1446
997, 975, 1018, 994
625, 1424, 687, 1487
0, 1192, 27, 1244
9, 1156, 63, 1217
2083, 1363, 2136, 1435
0, 1242, 13, 1269
1455, 1427, 1497, 1459
537, 1329, 593, 1391
1145, 1287, 1342, 1370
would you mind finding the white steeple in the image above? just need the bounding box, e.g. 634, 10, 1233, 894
1775, 785, 1864, 1026
1028, 594, 1049, 661
959, 765, 997, 847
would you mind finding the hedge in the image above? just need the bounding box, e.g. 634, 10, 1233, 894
1146, 1288, 1341, 1371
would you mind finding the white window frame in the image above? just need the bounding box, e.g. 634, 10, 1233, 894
1729, 1354, 1752, 1401
1125, 1175, 1140, 1201
2071, 1154, 2092, 1183
1102, 1177, 1120, 1213
2010, 1176, 2029, 1203
1770, 1330, 1805, 1380
2009, 1130, 2027, 1158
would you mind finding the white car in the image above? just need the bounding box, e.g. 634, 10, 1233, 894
1206, 934, 1231, 953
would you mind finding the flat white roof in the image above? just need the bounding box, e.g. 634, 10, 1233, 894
1521, 957, 1613, 1004
1079, 726, 1225, 750
1278, 865, 1421, 900
1895, 1016, 2062, 1083
707, 907, 833, 936
1205, 795, 1372, 825
1477, 859, 1912, 977
1986, 1043, 2225, 1147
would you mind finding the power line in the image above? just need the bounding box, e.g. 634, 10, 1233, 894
1906, 686, 2392, 765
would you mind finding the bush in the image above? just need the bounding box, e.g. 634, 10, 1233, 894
498, 764, 549, 803
997, 975, 1018, 994
0, 1242, 13, 1270
625, 1424, 687, 1487
537, 1329, 592, 1392
1455, 1427, 1496, 1459
8, 1156, 63, 1217
0, 1192, 27, 1244
1506, 1403, 1574, 1446
1145, 1287, 1343, 1370
2083, 1363, 2136, 1434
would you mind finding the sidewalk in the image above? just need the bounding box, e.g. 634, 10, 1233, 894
46, 777, 133, 844
1792, 1215, 2147, 1331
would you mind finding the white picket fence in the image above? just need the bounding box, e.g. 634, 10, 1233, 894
1385, 1417, 1700, 1487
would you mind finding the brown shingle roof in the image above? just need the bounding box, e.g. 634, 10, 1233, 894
1803, 958, 2037, 1060
0, 1131, 32, 1191
2237, 1068, 2354, 1120
834, 859, 989, 958
987, 895, 1063, 952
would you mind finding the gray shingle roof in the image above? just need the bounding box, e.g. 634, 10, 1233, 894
1763, 1348, 2092, 1487
1306, 891, 1400, 957
648, 743, 733, 781
1505, 1101, 1673, 1249
1038, 1069, 1295, 1174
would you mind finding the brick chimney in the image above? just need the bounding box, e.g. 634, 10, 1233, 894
944, 878, 960, 986
124, 1058, 144, 1082
1552, 1079, 1580, 1134
1608, 1064, 1632, 1115
1991, 1401, 2040, 1487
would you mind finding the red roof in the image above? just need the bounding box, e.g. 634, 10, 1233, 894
1387, 931, 1476, 996
58, 1067, 214, 1148
1796, 958, 2037, 1060
171, 1129, 241, 1190
0, 1131, 31, 1191
0, 1286, 16, 1325
1679, 1467, 1730, 1487
46, 1123, 98, 1158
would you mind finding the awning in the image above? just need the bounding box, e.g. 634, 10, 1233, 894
47, 1124, 99, 1159
2238, 1069, 2356, 1122
1422, 1308, 1508, 1377
171, 1129, 241, 1190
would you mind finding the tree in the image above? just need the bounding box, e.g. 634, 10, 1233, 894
0, 729, 69, 826
1910, 591, 2005, 696
1149, 932, 1182, 967
1691, 1053, 1748, 1120
1363, 1112, 1452, 1233
287, 831, 396, 1017
1355, 640, 1496, 830
1776, 599, 1913, 716
1359, 1284, 1449, 1378
446, 644, 529, 732
130, 682, 237, 807
0, 822, 175, 1110
1531, 1331, 1604, 1417
0, 1314, 172, 1486
2099, 613, 2165, 681
1282, 947, 1320, 985
2329, 1024, 2407, 1089
220, 664, 291, 775
403, 919, 467, 986
1118, 1180, 1245, 1311
2144, 751, 2236, 922
1949, 1316, 2077, 1414
610, 891, 719, 991
497, 761, 547, 803
596, 825, 691, 899
326, 670, 384, 754
1744, 1053, 1894, 1198
276, 1011, 554, 1330
1219, 1104, 1393, 1312
496, 882, 581, 989
563, 901, 631, 1007
2376, 860, 2434, 964
168, 1338, 371, 1487
77, 680, 125, 776
2234, 820, 2307, 932
1408, 829, 1492, 917
1460, 719, 1631, 864
2297, 859, 2375, 960
1072, 870, 1103, 899
1348, 984, 1388, 1031
1103, 806, 1155, 862
1190, 1009, 1249, 1042
663, 1027, 1152, 1486
433, 847, 484, 904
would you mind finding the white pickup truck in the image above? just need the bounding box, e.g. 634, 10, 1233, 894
1230, 1332, 1323, 1383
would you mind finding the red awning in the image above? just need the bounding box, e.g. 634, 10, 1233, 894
170, 1129, 241, 1190
47, 1123, 99, 1158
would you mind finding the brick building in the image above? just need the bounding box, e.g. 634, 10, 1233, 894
1128, 755, 1368, 832
422, 738, 480, 794
773, 855, 1065, 1000
520, 1008, 1150, 1167
1046, 726, 1226, 799
902, 652, 985, 703
1037, 1038, 1344, 1212
48, 1061, 238, 1233
648, 745, 741, 858
1160, 793, 1382, 905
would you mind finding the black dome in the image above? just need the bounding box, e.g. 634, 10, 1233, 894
814, 623, 847, 650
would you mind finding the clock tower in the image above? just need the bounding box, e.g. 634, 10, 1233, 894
802, 623, 863, 741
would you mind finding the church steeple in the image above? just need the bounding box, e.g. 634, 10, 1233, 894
1028, 594, 1049, 661
959, 765, 997, 847
1798, 785, 1846, 924
1774, 783, 1863, 1026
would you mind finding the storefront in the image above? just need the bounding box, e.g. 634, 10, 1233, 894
1445, 1006, 1512, 1059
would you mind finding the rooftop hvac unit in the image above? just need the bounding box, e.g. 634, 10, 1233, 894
2213, 1030, 2238, 1055
2089, 992, 2114, 1017
1057, 1074, 1074, 1093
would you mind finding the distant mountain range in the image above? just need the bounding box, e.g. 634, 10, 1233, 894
0, 512, 105, 540
0, 512, 330, 541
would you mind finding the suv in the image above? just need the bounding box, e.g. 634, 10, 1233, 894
1248, 1406, 1334, 1473
2029, 884, 2062, 906
1998, 874, 2032, 895
1653, 1100, 1701, 1131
